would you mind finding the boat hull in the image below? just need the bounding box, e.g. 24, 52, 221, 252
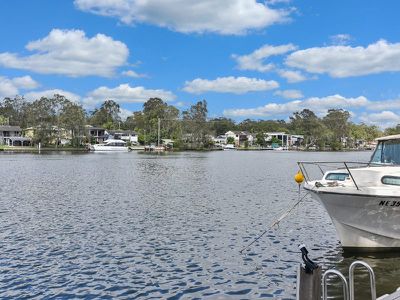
309, 191, 400, 248
90, 145, 129, 151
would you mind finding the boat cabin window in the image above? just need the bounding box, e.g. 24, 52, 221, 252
381, 176, 400, 186
325, 173, 349, 181
371, 140, 400, 165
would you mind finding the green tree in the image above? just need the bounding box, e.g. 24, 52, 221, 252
89, 100, 121, 128
182, 100, 209, 149
323, 109, 351, 148
59, 101, 86, 147
227, 136, 235, 144
0, 96, 29, 127
210, 117, 236, 136
289, 109, 327, 149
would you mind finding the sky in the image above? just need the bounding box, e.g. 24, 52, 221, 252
1, 0, 400, 128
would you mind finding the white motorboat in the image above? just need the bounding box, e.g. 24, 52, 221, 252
223, 144, 236, 150
89, 139, 129, 151
299, 134, 400, 249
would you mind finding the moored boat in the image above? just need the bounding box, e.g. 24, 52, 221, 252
89, 139, 129, 151
298, 134, 400, 249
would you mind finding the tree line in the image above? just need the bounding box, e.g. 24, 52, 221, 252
0, 95, 393, 149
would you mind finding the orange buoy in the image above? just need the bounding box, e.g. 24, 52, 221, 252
294, 171, 304, 184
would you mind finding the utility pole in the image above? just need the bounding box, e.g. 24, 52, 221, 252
157, 117, 161, 147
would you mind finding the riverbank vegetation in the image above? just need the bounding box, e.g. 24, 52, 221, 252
0, 95, 393, 150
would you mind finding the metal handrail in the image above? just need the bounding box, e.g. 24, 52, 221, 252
349, 261, 376, 300
323, 269, 350, 300
297, 161, 370, 190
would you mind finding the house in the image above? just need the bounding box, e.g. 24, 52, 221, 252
106, 130, 138, 144
213, 135, 227, 145
265, 132, 304, 148
0, 125, 31, 146
86, 125, 107, 143
225, 131, 254, 147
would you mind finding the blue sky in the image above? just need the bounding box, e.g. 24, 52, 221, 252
1, 0, 400, 127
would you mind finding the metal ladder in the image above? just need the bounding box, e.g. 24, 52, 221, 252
323, 261, 376, 300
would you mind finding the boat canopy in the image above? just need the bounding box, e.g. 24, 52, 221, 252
375, 134, 400, 141
371, 137, 400, 164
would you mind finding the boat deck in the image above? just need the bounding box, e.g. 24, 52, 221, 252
378, 288, 400, 300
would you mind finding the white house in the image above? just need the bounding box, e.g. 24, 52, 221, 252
265, 132, 304, 148
106, 130, 138, 144
213, 134, 227, 145
225, 131, 254, 146
0, 125, 31, 146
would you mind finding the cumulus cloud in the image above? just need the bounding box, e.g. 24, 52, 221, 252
232, 44, 297, 72
224, 94, 368, 117
274, 89, 303, 99
121, 70, 147, 78
83, 83, 176, 108
183, 76, 279, 94
277, 69, 308, 83
0, 29, 129, 77
119, 108, 133, 121
359, 111, 400, 128
74, 0, 290, 35
0, 76, 39, 98
24, 89, 81, 102
286, 40, 400, 78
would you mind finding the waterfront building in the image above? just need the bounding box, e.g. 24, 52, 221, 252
225, 131, 254, 147
86, 125, 107, 143
106, 130, 139, 144
0, 125, 31, 146
265, 132, 304, 148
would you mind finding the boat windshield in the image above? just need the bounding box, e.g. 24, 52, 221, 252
370, 140, 400, 165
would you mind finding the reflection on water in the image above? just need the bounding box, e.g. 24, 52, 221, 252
0, 151, 398, 299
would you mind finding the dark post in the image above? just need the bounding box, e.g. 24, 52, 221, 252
296, 245, 321, 300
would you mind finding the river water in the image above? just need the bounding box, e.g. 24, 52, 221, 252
0, 151, 399, 299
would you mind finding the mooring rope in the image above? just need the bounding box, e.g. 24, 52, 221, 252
239, 188, 314, 254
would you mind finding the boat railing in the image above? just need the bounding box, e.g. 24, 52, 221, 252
297, 161, 371, 190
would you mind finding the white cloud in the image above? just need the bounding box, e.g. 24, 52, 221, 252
232, 44, 297, 72
330, 34, 352, 46
183, 76, 279, 94
11, 76, 39, 89
359, 111, 400, 128
274, 89, 303, 99
0, 76, 39, 98
74, 0, 290, 35
286, 40, 400, 78
83, 83, 176, 108
224, 94, 368, 117
119, 108, 133, 121
24, 89, 81, 102
267, 0, 291, 5
0, 29, 129, 77
121, 70, 147, 78
277, 69, 308, 83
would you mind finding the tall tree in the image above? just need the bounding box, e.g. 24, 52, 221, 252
323, 109, 350, 149
289, 109, 327, 148
182, 100, 210, 148
0, 96, 29, 127
89, 100, 121, 129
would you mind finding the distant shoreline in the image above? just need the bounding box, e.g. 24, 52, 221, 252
0, 146, 373, 153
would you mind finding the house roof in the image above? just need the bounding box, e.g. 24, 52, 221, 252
0, 125, 21, 131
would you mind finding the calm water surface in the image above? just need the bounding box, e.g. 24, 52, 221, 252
0, 151, 399, 299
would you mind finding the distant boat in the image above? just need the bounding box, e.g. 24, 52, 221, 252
89, 139, 129, 151
223, 144, 236, 150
